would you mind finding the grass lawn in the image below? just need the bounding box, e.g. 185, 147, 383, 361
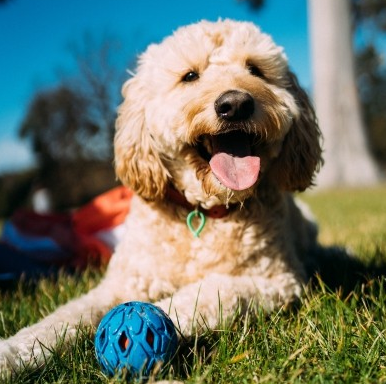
1, 186, 386, 383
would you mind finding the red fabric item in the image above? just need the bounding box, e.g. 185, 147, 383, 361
73, 234, 113, 268
3, 186, 133, 270
11, 210, 75, 252
72, 186, 133, 235
165, 186, 231, 218
71, 186, 133, 266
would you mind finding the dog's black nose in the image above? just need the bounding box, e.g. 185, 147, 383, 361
214, 90, 254, 121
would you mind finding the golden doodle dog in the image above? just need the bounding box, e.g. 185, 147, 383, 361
0, 19, 322, 373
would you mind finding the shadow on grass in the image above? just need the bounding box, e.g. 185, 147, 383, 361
306, 245, 386, 295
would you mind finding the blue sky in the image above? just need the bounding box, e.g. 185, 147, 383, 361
0, 0, 309, 173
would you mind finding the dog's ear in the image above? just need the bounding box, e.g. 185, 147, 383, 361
114, 77, 169, 201
269, 71, 323, 191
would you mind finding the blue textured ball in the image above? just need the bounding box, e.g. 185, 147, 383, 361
94, 301, 178, 378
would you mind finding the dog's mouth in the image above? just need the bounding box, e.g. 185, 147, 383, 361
196, 130, 261, 191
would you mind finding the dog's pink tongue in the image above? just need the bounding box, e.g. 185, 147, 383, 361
209, 132, 260, 191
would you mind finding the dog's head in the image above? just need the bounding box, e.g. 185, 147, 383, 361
115, 20, 322, 208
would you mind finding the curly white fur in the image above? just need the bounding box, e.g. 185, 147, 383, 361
0, 19, 322, 376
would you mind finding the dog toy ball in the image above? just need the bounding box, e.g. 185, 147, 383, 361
94, 301, 178, 378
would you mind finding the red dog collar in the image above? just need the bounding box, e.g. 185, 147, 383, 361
165, 186, 230, 219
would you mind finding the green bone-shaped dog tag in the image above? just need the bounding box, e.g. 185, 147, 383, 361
186, 210, 206, 237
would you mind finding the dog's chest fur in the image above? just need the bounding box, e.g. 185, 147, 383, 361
108, 194, 296, 300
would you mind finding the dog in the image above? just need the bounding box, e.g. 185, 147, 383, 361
0, 19, 322, 374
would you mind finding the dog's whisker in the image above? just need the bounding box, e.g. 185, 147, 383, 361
225, 188, 235, 209
126, 68, 136, 77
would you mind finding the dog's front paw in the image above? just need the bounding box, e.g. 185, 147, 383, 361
0, 332, 46, 374
154, 275, 246, 336
155, 294, 221, 337
0, 340, 19, 376
156, 300, 198, 337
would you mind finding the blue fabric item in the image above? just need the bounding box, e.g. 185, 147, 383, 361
1, 221, 64, 254
0, 241, 55, 281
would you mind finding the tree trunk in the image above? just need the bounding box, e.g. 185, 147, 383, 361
308, 0, 380, 188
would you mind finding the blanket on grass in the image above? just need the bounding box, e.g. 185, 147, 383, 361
0, 186, 133, 281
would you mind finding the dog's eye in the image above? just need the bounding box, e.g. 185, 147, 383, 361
182, 71, 199, 83
247, 64, 264, 78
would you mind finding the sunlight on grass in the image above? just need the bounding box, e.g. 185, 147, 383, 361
300, 184, 386, 257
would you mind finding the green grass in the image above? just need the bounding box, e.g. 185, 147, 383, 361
1, 186, 386, 383
301, 185, 386, 258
